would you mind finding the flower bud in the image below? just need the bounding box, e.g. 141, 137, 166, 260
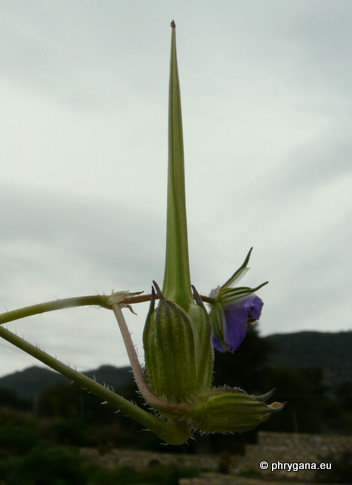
186, 387, 285, 433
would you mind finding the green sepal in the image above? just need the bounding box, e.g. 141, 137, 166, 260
143, 282, 215, 404
208, 302, 228, 352
189, 286, 214, 390
220, 247, 253, 290
218, 282, 268, 305
186, 387, 285, 433
143, 283, 200, 403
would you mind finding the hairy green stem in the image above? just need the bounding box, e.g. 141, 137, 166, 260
0, 295, 110, 325
111, 303, 158, 406
111, 303, 193, 416
0, 324, 190, 444
0, 293, 213, 327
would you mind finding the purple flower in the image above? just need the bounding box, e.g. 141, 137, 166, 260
208, 249, 267, 353
211, 294, 264, 353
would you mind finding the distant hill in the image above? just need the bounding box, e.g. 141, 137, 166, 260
1, 331, 351, 401
0, 365, 132, 401
265, 330, 352, 388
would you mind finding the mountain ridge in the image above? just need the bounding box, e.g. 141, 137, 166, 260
1, 330, 351, 400
0, 364, 132, 401
265, 329, 352, 387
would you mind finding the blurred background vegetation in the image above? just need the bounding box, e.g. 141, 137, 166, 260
0, 327, 351, 483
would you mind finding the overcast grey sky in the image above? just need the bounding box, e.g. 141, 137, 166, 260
1, 1, 351, 378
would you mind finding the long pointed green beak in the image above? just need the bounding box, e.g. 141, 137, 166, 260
162, 21, 193, 310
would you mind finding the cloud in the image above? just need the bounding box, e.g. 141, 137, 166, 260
0, 185, 165, 292
0, 185, 164, 376
0, 1, 351, 378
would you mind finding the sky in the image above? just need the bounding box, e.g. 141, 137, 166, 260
0, 1, 351, 378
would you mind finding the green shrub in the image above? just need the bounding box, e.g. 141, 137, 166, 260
53, 418, 85, 446
315, 450, 352, 483
7, 445, 86, 485
85, 463, 199, 485
0, 425, 39, 454
0, 388, 31, 411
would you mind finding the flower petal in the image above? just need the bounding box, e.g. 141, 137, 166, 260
212, 294, 264, 352
212, 334, 227, 353
223, 304, 248, 351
